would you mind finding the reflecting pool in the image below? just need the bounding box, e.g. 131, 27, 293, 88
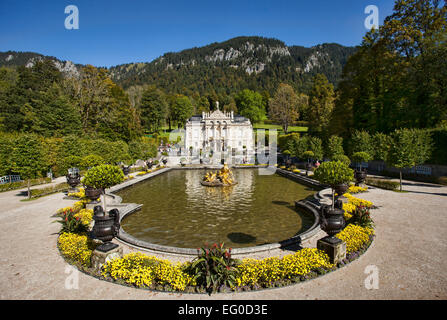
118, 169, 316, 248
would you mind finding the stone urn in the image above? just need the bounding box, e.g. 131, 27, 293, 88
334, 183, 349, 199
319, 200, 346, 237
317, 200, 347, 264
305, 163, 312, 176
354, 169, 367, 186
66, 175, 80, 192
92, 206, 120, 252
84, 186, 102, 203
122, 166, 130, 176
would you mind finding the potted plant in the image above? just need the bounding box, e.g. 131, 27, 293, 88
351, 152, 372, 186
302, 150, 314, 176
313, 161, 354, 237
82, 164, 124, 212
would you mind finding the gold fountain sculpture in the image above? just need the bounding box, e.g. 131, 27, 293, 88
201, 164, 237, 187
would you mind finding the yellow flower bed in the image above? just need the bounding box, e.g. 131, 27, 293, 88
342, 202, 356, 220
336, 224, 374, 254
101, 252, 195, 291
344, 193, 374, 208
236, 248, 333, 287
74, 208, 93, 226
347, 185, 367, 194
73, 199, 91, 211
68, 187, 85, 198
58, 232, 96, 266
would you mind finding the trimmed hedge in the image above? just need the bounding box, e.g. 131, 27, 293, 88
0, 177, 52, 193
366, 178, 399, 191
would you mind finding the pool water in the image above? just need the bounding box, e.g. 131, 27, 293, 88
118, 169, 316, 248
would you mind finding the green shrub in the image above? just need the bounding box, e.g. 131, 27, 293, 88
82, 164, 124, 190
313, 161, 354, 187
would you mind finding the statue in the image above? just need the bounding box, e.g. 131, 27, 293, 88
201, 164, 237, 187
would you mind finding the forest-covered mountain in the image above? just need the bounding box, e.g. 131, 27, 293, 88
1, 36, 356, 95
109, 36, 356, 95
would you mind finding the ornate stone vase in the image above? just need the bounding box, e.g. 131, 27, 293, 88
84, 186, 102, 203
354, 169, 367, 186
334, 183, 349, 198
92, 206, 120, 252
122, 166, 130, 176
319, 201, 346, 237
66, 175, 80, 189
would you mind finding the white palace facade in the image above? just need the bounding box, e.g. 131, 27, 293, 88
184, 103, 254, 157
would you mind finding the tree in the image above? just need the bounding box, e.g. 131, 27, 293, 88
326, 135, 344, 159
306, 74, 335, 136
139, 86, 168, 133
171, 94, 194, 128
333, 0, 447, 134
351, 152, 372, 171
11, 134, 46, 198
234, 89, 266, 124
372, 132, 392, 161
307, 136, 324, 160
269, 83, 307, 133
387, 128, 433, 191
313, 161, 354, 209
349, 130, 374, 157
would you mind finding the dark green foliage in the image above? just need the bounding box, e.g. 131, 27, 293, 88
332, 0, 447, 135
428, 127, 447, 164
139, 86, 168, 132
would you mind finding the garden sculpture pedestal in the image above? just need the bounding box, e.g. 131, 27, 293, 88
317, 236, 346, 264
91, 244, 122, 274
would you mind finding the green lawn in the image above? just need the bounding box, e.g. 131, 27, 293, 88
253, 123, 308, 133
152, 123, 308, 136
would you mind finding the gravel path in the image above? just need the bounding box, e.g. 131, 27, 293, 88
0, 177, 446, 300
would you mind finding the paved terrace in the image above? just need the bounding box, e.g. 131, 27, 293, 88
0, 170, 446, 299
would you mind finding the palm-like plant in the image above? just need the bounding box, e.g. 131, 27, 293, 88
185, 243, 240, 293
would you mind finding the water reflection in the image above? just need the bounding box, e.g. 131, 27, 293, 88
118, 169, 316, 248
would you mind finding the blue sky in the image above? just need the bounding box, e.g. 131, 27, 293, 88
0, 0, 395, 67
